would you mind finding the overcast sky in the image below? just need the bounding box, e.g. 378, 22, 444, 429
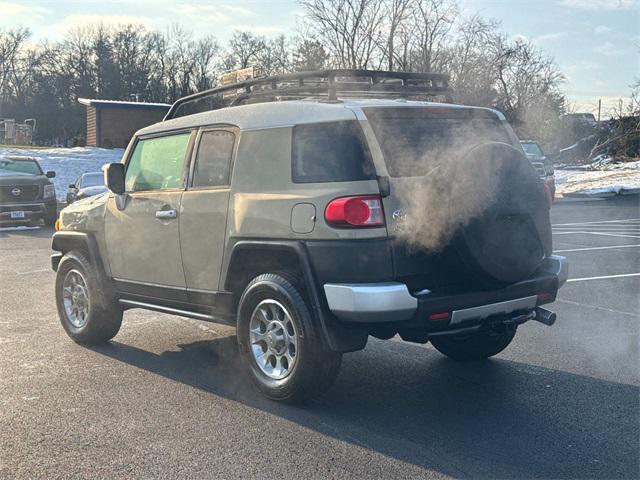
2, 0, 638, 116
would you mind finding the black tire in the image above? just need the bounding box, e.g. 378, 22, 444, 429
55, 251, 122, 344
44, 213, 57, 227
430, 327, 517, 361
237, 273, 342, 403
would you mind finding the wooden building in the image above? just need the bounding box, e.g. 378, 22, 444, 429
78, 99, 171, 148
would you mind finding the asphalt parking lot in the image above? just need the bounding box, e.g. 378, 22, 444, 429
0, 195, 638, 479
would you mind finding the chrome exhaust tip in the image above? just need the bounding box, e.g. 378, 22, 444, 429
534, 307, 556, 326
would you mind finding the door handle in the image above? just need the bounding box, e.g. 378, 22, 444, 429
155, 209, 177, 220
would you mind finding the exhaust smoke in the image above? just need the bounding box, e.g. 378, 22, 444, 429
392, 139, 504, 252
367, 110, 512, 252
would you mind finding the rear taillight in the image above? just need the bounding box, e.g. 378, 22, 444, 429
543, 183, 553, 207
537, 292, 552, 304
324, 195, 385, 228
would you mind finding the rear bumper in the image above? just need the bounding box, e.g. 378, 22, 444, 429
324, 255, 568, 324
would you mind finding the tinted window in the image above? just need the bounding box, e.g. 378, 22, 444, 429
521, 143, 543, 157
364, 108, 510, 177
192, 130, 235, 187
81, 173, 104, 187
292, 121, 375, 183
125, 133, 190, 192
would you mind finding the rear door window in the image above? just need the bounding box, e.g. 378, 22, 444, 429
125, 133, 190, 192
364, 108, 510, 177
292, 121, 375, 183
191, 130, 235, 187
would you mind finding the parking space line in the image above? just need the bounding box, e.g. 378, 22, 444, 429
553, 226, 640, 231
553, 225, 640, 229
552, 218, 640, 226
554, 244, 640, 253
567, 272, 640, 283
555, 298, 639, 318
553, 230, 640, 235
553, 231, 640, 239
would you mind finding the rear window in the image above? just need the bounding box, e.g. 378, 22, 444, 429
81, 173, 104, 187
292, 121, 375, 183
521, 142, 543, 157
364, 108, 510, 177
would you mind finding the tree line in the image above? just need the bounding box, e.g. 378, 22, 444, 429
0, 0, 566, 147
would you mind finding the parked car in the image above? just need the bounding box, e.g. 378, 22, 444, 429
52, 70, 568, 402
520, 140, 556, 200
0, 156, 57, 226
66, 172, 108, 204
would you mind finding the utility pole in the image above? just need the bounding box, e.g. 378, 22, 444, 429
597, 99, 601, 122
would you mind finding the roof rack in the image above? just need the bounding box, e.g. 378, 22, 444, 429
164, 69, 450, 121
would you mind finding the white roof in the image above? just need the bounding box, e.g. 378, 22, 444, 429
137, 98, 503, 136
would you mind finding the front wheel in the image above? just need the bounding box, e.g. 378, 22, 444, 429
237, 274, 342, 403
55, 251, 122, 343
430, 326, 517, 361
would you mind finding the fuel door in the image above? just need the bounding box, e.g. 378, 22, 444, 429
291, 203, 316, 234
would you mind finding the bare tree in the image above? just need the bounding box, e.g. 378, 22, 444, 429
192, 36, 220, 91
0, 27, 32, 106
299, 0, 385, 69
382, 0, 412, 70
292, 37, 329, 71
410, 0, 458, 72
227, 31, 267, 69
259, 35, 291, 75
447, 15, 501, 105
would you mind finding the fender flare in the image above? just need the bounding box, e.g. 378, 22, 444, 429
223, 240, 368, 353
51, 231, 116, 305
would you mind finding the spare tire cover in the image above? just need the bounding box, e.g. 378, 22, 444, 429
454, 142, 549, 286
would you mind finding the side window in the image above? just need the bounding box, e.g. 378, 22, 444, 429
125, 133, 190, 192
192, 130, 235, 187
292, 120, 376, 183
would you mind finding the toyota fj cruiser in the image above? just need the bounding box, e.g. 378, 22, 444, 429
52, 70, 568, 402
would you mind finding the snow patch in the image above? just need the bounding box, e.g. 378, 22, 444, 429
556, 161, 640, 197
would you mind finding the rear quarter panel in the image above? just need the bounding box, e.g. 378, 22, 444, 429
229, 127, 386, 241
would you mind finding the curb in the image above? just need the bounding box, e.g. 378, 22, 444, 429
556, 190, 640, 201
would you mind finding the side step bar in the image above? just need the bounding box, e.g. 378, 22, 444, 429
119, 299, 215, 322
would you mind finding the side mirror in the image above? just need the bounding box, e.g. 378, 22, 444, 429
104, 163, 125, 194
46, 171, 56, 178
68, 184, 76, 189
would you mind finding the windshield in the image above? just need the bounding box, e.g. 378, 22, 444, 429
81, 173, 105, 187
364, 108, 510, 177
0, 158, 43, 176
521, 142, 544, 157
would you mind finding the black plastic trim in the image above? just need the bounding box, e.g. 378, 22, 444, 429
407, 272, 558, 331
113, 278, 187, 302
51, 231, 116, 308
223, 239, 369, 352
305, 238, 393, 284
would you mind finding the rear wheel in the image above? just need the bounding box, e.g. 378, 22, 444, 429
430, 326, 517, 361
237, 273, 342, 403
55, 251, 122, 343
